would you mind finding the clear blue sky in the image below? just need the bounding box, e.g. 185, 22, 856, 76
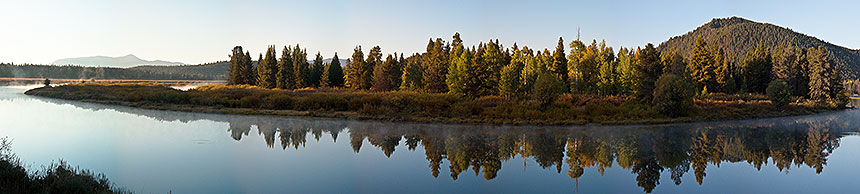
0, 0, 857, 65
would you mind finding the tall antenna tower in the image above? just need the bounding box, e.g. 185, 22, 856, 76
577, 26, 580, 41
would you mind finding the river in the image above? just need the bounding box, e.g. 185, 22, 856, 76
1, 86, 859, 193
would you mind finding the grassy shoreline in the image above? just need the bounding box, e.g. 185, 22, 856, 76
24, 83, 845, 125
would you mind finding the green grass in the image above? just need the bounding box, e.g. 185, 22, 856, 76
24, 83, 845, 125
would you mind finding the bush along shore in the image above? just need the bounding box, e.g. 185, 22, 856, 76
24, 83, 847, 125
0, 137, 128, 194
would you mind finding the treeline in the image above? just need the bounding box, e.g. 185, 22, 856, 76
131, 61, 228, 80
0, 63, 219, 80
228, 32, 849, 115
227, 45, 343, 89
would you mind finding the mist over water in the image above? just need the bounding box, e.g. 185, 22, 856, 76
1, 86, 859, 193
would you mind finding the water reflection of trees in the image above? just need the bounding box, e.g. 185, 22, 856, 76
30, 94, 860, 193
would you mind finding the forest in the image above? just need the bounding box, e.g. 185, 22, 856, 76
0, 63, 220, 80
226, 31, 850, 117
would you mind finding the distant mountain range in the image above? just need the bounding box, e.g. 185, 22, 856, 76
659, 16, 860, 79
52, 54, 184, 68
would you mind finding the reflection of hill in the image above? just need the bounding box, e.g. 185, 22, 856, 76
29, 95, 860, 193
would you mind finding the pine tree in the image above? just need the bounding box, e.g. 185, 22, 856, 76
276, 46, 294, 89
596, 41, 616, 95
615, 47, 635, 95
689, 35, 719, 91
241, 51, 255, 85
372, 54, 402, 91
482, 39, 505, 95
400, 53, 423, 90
807, 46, 834, 102
322, 53, 344, 87
228, 46, 245, 85
741, 41, 773, 93
292, 45, 309, 88
446, 47, 471, 97
345, 46, 366, 89
550, 37, 569, 91
256, 46, 278, 88
423, 38, 450, 93
499, 53, 524, 99
310, 52, 325, 87
364, 46, 383, 90
633, 43, 662, 102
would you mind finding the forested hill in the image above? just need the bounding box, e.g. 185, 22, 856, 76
131, 61, 229, 80
658, 17, 860, 79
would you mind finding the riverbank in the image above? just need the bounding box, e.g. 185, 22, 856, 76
24, 83, 846, 125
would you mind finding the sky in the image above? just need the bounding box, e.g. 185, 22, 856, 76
0, 0, 858, 65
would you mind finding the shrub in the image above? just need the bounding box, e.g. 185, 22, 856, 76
297, 94, 349, 111
532, 72, 564, 109
766, 79, 791, 107
652, 73, 694, 117
239, 96, 261, 108
261, 94, 294, 110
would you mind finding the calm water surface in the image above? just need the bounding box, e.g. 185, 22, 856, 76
1, 86, 860, 194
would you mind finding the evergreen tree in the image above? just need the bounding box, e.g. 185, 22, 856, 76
276, 46, 294, 89
423, 38, 450, 93
550, 37, 569, 91
400, 53, 423, 90
241, 51, 255, 85
310, 52, 325, 87
292, 45, 309, 88
615, 47, 635, 95
688, 35, 719, 91
807, 46, 840, 103
499, 50, 524, 99
256, 46, 279, 88
482, 39, 505, 95
596, 41, 616, 95
345, 46, 366, 89
446, 46, 468, 96
228, 46, 245, 85
364, 46, 383, 90
741, 41, 773, 93
322, 53, 344, 87
632, 44, 662, 101
372, 54, 402, 91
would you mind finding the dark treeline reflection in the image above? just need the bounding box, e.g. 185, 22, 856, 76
27, 93, 860, 193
